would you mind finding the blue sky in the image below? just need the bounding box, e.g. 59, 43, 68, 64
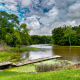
0, 0, 80, 35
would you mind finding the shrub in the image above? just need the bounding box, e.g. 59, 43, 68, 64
35, 63, 62, 72
35, 60, 73, 72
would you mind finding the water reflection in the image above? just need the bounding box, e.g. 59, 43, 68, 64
10, 44, 80, 63
29, 49, 53, 60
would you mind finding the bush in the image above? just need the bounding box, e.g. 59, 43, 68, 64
35, 63, 62, 72
35, 60, 73, 72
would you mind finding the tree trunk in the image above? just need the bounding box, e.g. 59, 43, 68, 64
69, 36, 71, 46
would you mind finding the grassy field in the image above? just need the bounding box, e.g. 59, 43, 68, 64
0, 69, 80, 80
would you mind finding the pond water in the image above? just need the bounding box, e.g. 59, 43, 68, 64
10, 44, 80, 63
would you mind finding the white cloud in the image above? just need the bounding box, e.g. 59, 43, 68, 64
51, 21, 77, 29
40, 8, 59, 25
69, 2, 80, 12
1, 0, 16, 3
47, 0, 55, 5
30, 27, 52, 35
0, 0, 18, 11
0, 5, 5, 9
20, 15, 40, 30
27, 15, 40, 30
5, 4, 17, 11
67, 1, 80, 19
21, 0, 32, 7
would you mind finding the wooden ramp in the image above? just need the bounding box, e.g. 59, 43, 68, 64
15, 55, 62, 66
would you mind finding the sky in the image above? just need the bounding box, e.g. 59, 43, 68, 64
0, 0, 80, 35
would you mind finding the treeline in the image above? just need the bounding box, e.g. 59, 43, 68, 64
31, 35, 51, 44
52, 25, 80, 46
0, 11, 51, 47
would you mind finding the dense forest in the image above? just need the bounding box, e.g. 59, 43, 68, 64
52, 25, 80, 46
31, 35, 51, 44
0, 11, 51, 47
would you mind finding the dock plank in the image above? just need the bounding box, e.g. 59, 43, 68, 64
0, 61, 12, 66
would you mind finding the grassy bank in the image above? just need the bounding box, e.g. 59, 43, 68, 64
0, 69, 80, 80
6, 63, 35, 72
9, 46, 38, 52
0, 51, 17, 62
1, 60, 80, 80
0, 46, 38, 62
51, 44, 80, 47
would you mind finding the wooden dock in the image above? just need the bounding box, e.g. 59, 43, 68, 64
15, 55, 62, 66
0, 61, 13, 69
0, 55, 62, 69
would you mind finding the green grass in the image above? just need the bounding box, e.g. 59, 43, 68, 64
9, 46, 38, 52
0, 51, 17, 62
52, 44, 80, 47
0, 51, 17, 57
6, 64, 36, 72
1, 69, 80, 80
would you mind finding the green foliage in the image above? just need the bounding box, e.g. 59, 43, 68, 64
5, 31, 21, 47
64, 26, 75, 37
52, 27, 65, 45
0, 11, 31, 47
52, 25, 80, 46
31, 35, 51, 44
20, 23, 31, 45
0, 11, 19, 40
0, 51, 17, 62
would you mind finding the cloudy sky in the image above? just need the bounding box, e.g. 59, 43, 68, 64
0, 0, 80, 35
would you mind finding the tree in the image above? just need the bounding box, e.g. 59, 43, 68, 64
0, 11, 19, 40
0, 11, 32, 47
5, 30, 21, 47
63, 26, 75, 46
20, 23, 31, 45
52, 27, 64, 45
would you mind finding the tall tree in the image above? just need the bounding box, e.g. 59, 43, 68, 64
63, 26, 75, 46
52, 27, 64, 45
20, 23, 31, 45
0, 11, 19, 40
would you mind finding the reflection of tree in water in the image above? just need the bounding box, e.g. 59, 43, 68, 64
52, 46, 80, 63
10, 51, 30, 63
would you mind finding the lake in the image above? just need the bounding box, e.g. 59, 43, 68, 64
10, 44, 80, 63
